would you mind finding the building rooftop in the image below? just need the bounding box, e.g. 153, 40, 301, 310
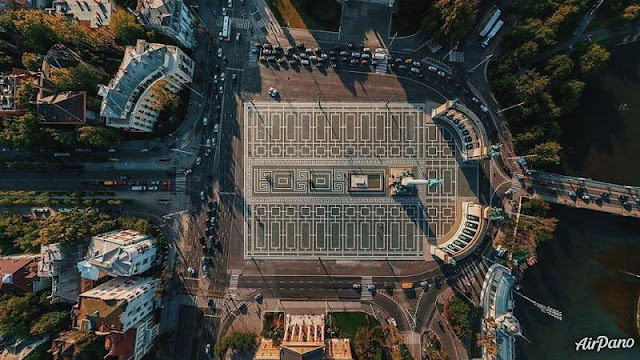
36, 91, 86, 124
0, 255, 38, 291
47, 0, 115, 28
78, 229, 156, 280
99, 40, 175, 120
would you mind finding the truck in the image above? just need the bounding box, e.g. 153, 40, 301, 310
482, 20, 504, 48
479, 8, 501, 37
103, 180, 116, 186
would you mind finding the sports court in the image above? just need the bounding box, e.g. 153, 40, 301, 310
244, 102, 466, 260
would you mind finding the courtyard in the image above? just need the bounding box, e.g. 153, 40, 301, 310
243, 102, 473, 260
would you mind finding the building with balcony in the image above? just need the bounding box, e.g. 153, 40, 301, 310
77, 229, 156, 281
72, 277, 159, 360
137, 0, 196, 49
98, 39, 194, 132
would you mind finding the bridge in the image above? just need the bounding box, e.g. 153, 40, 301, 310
518, 171, 640, 218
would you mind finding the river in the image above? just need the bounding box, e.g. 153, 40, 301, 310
515, 42, 640, 359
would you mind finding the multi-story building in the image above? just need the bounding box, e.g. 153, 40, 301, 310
74, 277, 159, 360
0, 255, 50, 294
38, 243, 81, 303
77, 229, 156, 281
136, 0, 196, 49
45, 0, 116, 28
98, 39, 194, 132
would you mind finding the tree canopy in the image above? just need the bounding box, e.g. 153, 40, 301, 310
215, 332, 255, 356
148, 80, 180, 111
77, 126, 120, 147
110, 9, 145, 45
0, 112, 41, 150
579, 44, 610, 76
444, 294, 475, 338
422, 0, 479, 43
353, 326, 384, 360
0, 293, 67, 340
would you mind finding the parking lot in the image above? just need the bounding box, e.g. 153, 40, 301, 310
243, 102, 465, 260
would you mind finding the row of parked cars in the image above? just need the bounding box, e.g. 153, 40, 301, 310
442, 112, 475, 150
255, 42, 385, 70
443, 214, 481, 255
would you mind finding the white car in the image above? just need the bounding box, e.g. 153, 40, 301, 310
184, 168, 192, 175
205, 344, 211, 354
213, 75, 218, 83
471, 97, 480, 104
220, 72, 226, 82
211, 137, 216, 146
217, 48, 223, 58
200, 191, 205, 200
195, 157, 201, 165
202, 117, 208, 125
427, 65, 437, 72
222, 7, 226, 15
219, 86, 223, 94
268, 87, 278, 97
206, 138, 211, 147
436, 70, 446, 77
410, 67, 421, 73
214, 124, 219, 133
413, 61, 422, 67
236, 33, 240, 42
480, 104, 489, 113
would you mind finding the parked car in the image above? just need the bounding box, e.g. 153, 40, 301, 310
410, 67, 421, 73
268, 87, 279, 97
217, 48, 223, 57
214, 124, 219, 133
427, 65, 437, 72
195, 157, 201, 165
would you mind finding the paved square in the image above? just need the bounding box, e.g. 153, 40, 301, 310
244, 102, 462, 260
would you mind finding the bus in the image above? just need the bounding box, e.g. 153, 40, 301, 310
482, 20, 504, 48
222, 16, 230, 40
479, 8, 501, 37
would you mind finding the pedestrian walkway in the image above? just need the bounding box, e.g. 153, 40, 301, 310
229, 274, 239, 299
179, 133, 189, 149
215, 16, 251, 29
174, 175, 187, 193
375, 54, 388, 74
360, 276, 372, 301
425, 38, 442, 53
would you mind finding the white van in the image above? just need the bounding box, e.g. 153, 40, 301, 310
203, 117, 208, 126
131, 186, 146, 191
228, 0, 232, 8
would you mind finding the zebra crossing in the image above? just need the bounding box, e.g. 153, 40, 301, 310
175, 175, 187, 192
449, 259, 490, 303
229, 275, 240, 298
215, 17, 251, 29
179, 133, 189, 149
375, 54, 388, 74
256, 19, 267, 29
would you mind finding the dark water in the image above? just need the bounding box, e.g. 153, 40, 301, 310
516, 43, 640, 359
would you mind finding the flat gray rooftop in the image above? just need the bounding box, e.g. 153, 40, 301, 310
244, 102, 465, 260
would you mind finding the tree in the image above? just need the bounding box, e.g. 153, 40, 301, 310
354, 326, 384, 360
476, 331, 498, 356
422, 0, 479, 43
544, 54, 574, 80
46, 128, 78, 147
215, 332, 256, 356
49, 67, 75, 91
21, 52, 39, 71
148, 80, 179, 111
13, 81, 38, 109
77, 126, 120, 146
444, 294, 475, 338
117, 217, 153, 235
35, 208, 116, 250
111, 9, 145, 45
528, 141, 562, 167
622, 5, 640, 21
29, 311, 67, 337
499, 215, 558, 258
0, 112, 42, 150
0, 294, 39, 338
557, 79, 585, 112
521, 197, 551, 217
513, 40, 539, 63
579, 44, 610, 76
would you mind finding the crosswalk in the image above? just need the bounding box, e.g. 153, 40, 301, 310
375, 54, 388, 74
425, 38, 442, 53
229, 275, 239, 299
215, 17, 251, 29
175, 175, 187, 192
449, 259, 490, 303
360, 276, 372, 301
256, 19, 267, 29
179, 133, 189, 149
